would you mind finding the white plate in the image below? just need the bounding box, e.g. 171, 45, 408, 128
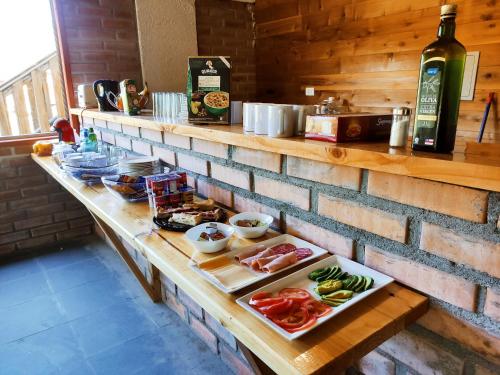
190, 234, 328, 294
236, 256, 394, 340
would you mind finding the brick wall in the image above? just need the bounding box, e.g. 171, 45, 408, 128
59, 0, 142, 102
195, 0, 256, 102
86, 114, 500, 375
0, 144, 94, 258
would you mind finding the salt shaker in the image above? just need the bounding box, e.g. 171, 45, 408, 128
389, 107, 411, 147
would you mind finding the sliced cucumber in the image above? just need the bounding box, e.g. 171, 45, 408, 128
363, 276, 374, 291
354, 279, 366, 292
352, 275, 365, 290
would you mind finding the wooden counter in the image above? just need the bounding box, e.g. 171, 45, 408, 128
70, 108, 500, 192
33, 154, 428, 375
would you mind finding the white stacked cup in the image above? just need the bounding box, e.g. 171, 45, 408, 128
268, 104, 295, 138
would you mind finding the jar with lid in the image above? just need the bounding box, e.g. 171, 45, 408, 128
389, 107, 411, 147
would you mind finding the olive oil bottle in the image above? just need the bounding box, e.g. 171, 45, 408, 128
412, 4, 466, 153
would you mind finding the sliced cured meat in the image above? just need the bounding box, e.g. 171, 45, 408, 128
252, 255, 280, 271
295, 248, 313, 260
240, 248, 274, 266
235, 245, 266, 262
262, 252, 298, 273
270, 243, 297, 255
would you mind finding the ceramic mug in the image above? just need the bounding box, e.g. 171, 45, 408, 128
254, 104, 270, 135
243, 102, 259, 132
268, 104, 294, 138
292, 105, 316, 136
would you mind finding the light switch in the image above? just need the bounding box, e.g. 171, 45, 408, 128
461, 51, 480, 101
305, 87, 315, 96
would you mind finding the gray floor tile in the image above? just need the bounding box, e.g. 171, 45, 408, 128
0, 257, 42, 285
0, 294, 67, 345
45, 257, 111, 293
0, 324, 85, 373
55, 276, 134, 321
37, 245, 98, 271
70, 301, 157, 357
0, 271, 51, 309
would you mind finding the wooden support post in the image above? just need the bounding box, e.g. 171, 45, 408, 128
49, 57, 67, 117
25, 80, 38, 130
236, 340, 275, 375
0, 92, 11, 136
31, 69, 50, 132
90, 212, 162, 303
13, 81, 31, 134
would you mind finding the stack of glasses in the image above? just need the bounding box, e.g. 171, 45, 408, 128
152, 92, 188, 121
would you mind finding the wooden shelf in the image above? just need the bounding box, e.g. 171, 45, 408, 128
33, 154, 428, 375
70, 108, 500, 192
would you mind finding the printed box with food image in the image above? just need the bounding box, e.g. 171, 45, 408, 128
187, 56, 231, 124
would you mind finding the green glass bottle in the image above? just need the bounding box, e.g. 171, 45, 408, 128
412, 4, 466, 153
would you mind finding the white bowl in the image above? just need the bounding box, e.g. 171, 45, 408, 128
185, 222, 234, 253
229, 212, 273, 239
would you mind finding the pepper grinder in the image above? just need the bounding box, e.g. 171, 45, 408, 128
389, 107, 411, 147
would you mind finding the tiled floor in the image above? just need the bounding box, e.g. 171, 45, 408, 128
0, 236, 231, 375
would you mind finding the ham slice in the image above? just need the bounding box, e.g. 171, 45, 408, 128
251, 255, 280, 271
262, 252, 298, 273
240, 248, 274, 267
235, 245, 266, 262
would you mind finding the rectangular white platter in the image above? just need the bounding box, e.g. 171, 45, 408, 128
236, 256, 394, 340
189, 234, 328, 294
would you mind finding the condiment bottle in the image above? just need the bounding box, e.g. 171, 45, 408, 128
389, 107, 411, 147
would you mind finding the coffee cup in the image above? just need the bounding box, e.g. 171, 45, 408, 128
268, 105, 294, 138
254, 104, 270, 135
243, 102, 259, 132
292, 105, 316, 136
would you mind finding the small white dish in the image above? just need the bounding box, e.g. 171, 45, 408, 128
229, 212, 273, 239
185, 222, 234, 253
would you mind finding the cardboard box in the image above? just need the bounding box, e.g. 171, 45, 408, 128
305, 113, 393, 143
187, 56, 231, 124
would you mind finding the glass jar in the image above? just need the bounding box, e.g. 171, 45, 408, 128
389, 107, 411, 147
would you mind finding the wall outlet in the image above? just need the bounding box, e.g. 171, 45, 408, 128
461, 51, 480, 101
305, 87, 315, 96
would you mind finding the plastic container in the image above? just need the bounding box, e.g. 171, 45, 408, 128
64, 164, 118, 184
101, 175, 148, 202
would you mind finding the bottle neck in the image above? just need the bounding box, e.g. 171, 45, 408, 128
437, 16, 456, 38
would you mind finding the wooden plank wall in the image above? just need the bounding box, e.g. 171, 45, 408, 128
254, 0, 500, 151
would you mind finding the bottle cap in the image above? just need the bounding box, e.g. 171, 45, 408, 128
441, 4, 457, 17
393, 107, 411, 116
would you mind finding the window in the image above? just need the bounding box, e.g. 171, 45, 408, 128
0, 0, 65, 139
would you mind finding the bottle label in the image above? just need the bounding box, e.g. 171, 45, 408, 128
416, 59, 445, 129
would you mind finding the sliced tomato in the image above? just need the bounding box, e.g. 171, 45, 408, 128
251, 297, 286, 308
303, 299, 332, 318
278, 288, 311, 303
271, 306, 309, 329
249, 292, 272, 306
259, 299, 294, 316
285, 314, 317, 333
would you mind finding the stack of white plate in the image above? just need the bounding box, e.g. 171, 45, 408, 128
118, 156, 162, 176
